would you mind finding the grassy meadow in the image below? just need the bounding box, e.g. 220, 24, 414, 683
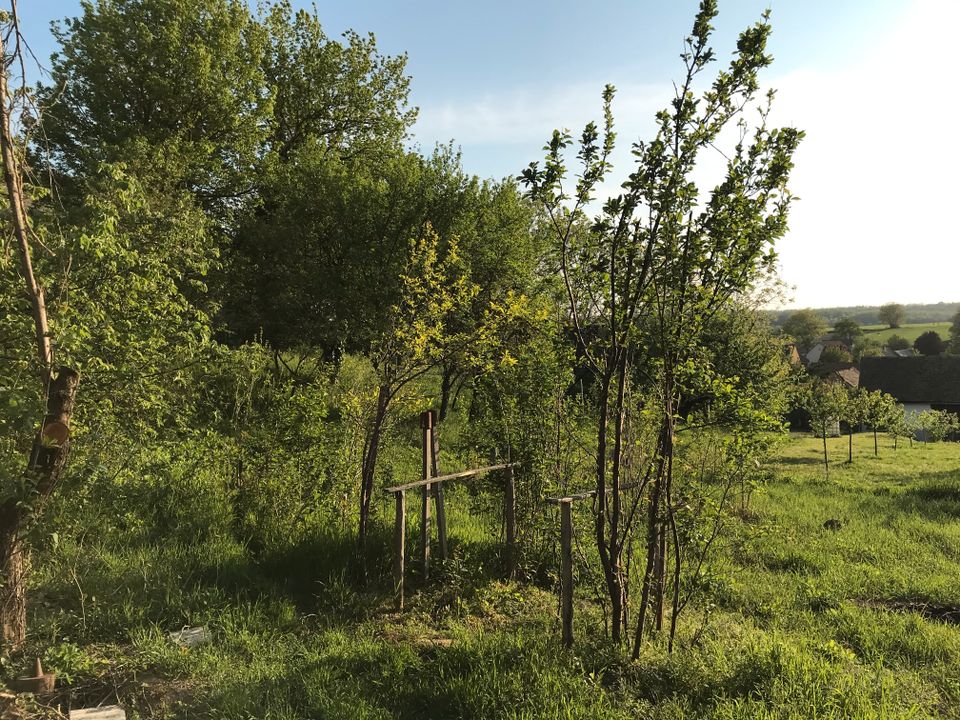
859, 322, 952, 345
7, 434, 960, 719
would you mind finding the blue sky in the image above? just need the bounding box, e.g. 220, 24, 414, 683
18, 1, 960, 310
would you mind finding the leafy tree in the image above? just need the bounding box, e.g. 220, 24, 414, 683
861, 390, 898, 456
914, 409, 958, 443
887, 334, 910, 351
832, 317, 862, 347
37, 0, 415, 226
802, 380, 847, 478
260, 0, 415, 162
38, 0, 270, 218
841, 388, 867, 464
523, 1, 801, 651
913, 330, 945, 356
782, 308, 826, 348
878, 302, 905, 328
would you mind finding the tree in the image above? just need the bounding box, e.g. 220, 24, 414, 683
802, 380, 847, 478
861, 390, 898, 456
913, 330, 946, 356
832, 317, 862, 348
0, 9, 81, 649
841, 388, 867, 464
949, 308, 960, 354
523, 1, 801, 651
887, 334, 910, 351
782, 308, 826, 348
878, 302, 905, 328
37, 0, 415, 227
819, 345, 853, 364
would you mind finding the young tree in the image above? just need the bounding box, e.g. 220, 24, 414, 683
878, 302, 905, 328
841, 388, 867, 464
782, 309, 827, 348
861, 390, 898, 456
802, 380, 847, 478
523, 1, 801, 649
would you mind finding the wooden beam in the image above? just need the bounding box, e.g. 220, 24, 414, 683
383, 463, 514, 494
432, 428, 448, 561
393, 490, 406, 610
504, 465, 517, 580
420, 411, 432, 581
560, 499, 573, 648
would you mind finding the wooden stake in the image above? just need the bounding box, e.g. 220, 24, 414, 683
560, 499, 573, 648
420, 411, 432, 580
504, 465, 517, 580
393, 490, 406, 610
432, 423, 448, 561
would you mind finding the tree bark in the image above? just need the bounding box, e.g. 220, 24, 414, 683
0, 368, 80, 650
358, 384, 390, 546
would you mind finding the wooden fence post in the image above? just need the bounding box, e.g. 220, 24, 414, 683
432, 424, 448, 561
393, 490, 406, 611
420, 411, 433, 580
504, 465, 517, 580
560, 498, 573, 648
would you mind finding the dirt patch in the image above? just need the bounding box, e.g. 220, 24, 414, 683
860, 598, 960, 626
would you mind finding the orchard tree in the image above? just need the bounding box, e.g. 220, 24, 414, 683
841, 388, 867, 464
523, 0, 801, 650
782, 308, 826, 348
861, 390, 898, 456
802, 380, 847, 478
878, 302, 905, 328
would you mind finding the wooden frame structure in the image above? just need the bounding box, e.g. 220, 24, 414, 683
384, 410, 517, 610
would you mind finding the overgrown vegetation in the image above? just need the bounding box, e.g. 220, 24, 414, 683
0, 1, 957, 718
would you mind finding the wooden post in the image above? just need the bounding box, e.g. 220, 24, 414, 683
504, 465, 517, 579
560, 499, 573, 648
420, 411, 433, 580
432, 425, 448, 561
393, 490, 406, 611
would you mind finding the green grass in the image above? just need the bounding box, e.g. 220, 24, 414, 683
859, 322, 951, 344
11, 435, 960, 718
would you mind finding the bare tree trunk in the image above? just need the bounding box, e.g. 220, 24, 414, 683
1, 29, 51, 376
0, 368, 80, 650
358, 384, 390, 546
0, 532, 25, 649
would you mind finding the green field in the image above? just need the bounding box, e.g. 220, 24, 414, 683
14, 434, 960, 719
858, 321, 951, 345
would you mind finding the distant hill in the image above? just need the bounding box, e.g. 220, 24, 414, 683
772, 302, 960, 326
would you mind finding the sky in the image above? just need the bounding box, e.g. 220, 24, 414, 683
17, 0, 960, 310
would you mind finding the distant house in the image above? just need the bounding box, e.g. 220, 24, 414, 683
884, 347, 918, 358
804, 339, 851, 365
859, 356, 960, 417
